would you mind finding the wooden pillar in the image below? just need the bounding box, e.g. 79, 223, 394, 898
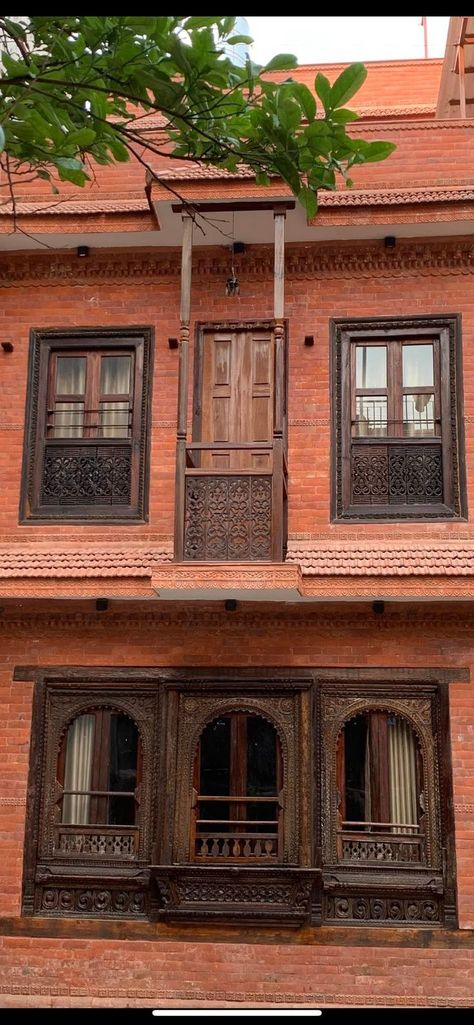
272, 208, 286, 562
174, 213, 193, 561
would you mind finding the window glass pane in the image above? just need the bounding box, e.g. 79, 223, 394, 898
62, 713, 95, 824
100, 355, 131, 395
344, 714, 368, 825
199, 718, 230, 827
247, 716, 277, 798
356, 346, 386, 388
99, 401, 130, 438
108, 714, 138, 825
402, 344, 434, 388
56, 356, 86, 395
53, 401, 85, 438
246, 715, 278, 830
403, 394, 435, 436
355, 396, 387, 436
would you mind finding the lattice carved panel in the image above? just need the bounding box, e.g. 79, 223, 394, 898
184, 475, 272, 560
42, 445, 131, 505
389, 445, 443, 504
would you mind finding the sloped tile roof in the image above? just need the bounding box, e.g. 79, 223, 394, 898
286, 542, 474, 576
0, 545, 172, 578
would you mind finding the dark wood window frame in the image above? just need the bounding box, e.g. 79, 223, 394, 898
318, 675, 458, 928
331, 315, 467, 521
18, 665, 464, 926
20, 326, 153, 523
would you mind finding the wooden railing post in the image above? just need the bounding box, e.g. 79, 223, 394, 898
174, 213, 193, 561
272, 207, 286, 561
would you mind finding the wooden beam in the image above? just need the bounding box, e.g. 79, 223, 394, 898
174, 213, 193, 561
171, 201, 295, 213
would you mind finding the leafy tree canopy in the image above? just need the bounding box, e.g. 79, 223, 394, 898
0, 15, 396, 217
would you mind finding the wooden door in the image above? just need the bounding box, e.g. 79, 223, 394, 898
200, 328, 274, 470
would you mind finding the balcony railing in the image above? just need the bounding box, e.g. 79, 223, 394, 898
193, 794, 283, 862
338, 821, 425, 864
178, 442, 288, 562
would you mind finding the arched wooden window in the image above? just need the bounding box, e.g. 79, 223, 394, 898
192, 712, 283, 861
55, 709, 141, 858
337, 711, 426, 863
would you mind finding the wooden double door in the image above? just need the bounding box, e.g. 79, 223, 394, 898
194, 325, 276, 470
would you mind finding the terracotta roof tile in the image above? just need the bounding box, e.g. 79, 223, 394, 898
0, 545, 172, 578
286, 542, 474, 577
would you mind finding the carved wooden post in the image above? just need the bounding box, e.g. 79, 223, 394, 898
174, 213, 193, 560
272, 207, 286, 562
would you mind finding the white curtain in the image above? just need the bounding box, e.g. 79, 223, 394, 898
99, 356, 131, 438
62, 714, 95, 825
54, 356, 86, 438
388, 717, 418, 834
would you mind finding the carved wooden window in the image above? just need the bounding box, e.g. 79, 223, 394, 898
192, 712, 283, 861
21, 327, 153, 522
57, 710, 141, 854
321, 683, 456, 927
332, 316, 466, 519
336, 711, 426, 864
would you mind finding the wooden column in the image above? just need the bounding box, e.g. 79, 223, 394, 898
174, 213, 193, 561
272, 208, 286, 562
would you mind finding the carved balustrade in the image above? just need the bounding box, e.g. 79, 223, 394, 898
182, 443, 288, 561
338, 822, 425, 864
351, 440, 443, 506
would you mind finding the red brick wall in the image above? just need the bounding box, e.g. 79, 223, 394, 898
1, 934, 473, 1008
0, 243, 473, 541
0, 605, 473, 924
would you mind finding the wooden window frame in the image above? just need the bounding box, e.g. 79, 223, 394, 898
19, 666, 463, 925
331, 315, 467, 521
20, 326, 154, 523
318, 675, 458, 928
191, 710, 284, 863
21, 673, 159, 919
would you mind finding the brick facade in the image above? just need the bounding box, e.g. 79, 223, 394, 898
1, 50, 474, 1008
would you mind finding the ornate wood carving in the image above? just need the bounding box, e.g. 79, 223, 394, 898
42, 446, 132, 505
320, 691, 441, 870
35, 885, 148, 918
324, 894, 441, 925
23, 680, 160, 917
151, 866, 318, 923
172, 692, 301, 865
184, 475, 272, 560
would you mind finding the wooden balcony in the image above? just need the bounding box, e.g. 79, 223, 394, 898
179, 442, 288, 562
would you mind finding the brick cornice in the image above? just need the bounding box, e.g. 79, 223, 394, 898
4, 238, 474, 286
2, 606, 474, 632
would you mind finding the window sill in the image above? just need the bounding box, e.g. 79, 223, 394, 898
151, 865, 320, 925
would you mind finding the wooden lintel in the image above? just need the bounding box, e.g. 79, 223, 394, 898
171, 201, 295, 213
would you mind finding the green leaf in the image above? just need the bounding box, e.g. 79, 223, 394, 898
55, 157, 84, 171
315, 72, 331, 112
359, 140, 396, 162
263, 53, 297, 72
298, 185, 318, 219
291, 83, 316, 122
329, 63, 367, 109
330, 108, 359, 124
